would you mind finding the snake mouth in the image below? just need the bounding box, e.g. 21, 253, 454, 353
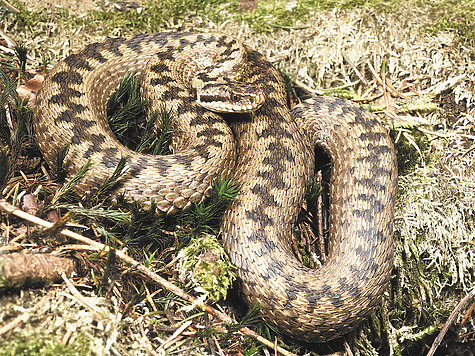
197, 92, 265, 113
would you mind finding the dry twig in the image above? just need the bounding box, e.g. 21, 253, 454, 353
0, 252, 75, 289
427, 288, 475, 356
0, 0, 19, 13
61, 272, 102, 313
157, 320, 193, 351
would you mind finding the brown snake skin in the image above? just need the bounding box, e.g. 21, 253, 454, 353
34, 32, 398, 342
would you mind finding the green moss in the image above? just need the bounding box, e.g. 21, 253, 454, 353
234, 0, 386, 32
234, 0, 473, 44
4, 0, 229, 39
0, 257, 12, 288
80, 0, 230, 36
4, 2, 51, 32
5, 0, 474, 46
397, 95, 438, 113
234, 0, 316, 32
423, 0, 475, 45
0, 333, 92, 356
390, 128, 430, 176
176, 234, 236, 302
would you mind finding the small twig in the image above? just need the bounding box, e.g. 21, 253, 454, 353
0, 28, 16, 52
53, 244, 103, 252
0, 252, 76, 289
461, 300, 475, 325
143, 283, 159, 312
401, 82, 424, 97
384, 78, 406, 99
293, 80, 325, 95
418, 127, 475, 141
204, 312, 217, 355
213, 335, 225, 356
367, 61, 406, 99
352, 92, 383, 102
61, 328, 74, 345
0, 200, 297, 356
426, 74, 467, 96
46, 2, 55, 38
381, 64, 390, 113
158, 320, 193, 350
0, 0, 19, 12
344, 339, 354, 356
61, 272, 101, 313
0, 200, 105, 250
427, 288, 475, 356
341, 50, 368, 86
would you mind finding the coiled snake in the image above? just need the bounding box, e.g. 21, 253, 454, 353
34, 32, 397, 342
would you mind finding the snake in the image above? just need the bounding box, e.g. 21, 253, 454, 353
34, 32, 398, 342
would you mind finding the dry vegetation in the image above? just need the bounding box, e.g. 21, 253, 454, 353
0, 0, 473, 355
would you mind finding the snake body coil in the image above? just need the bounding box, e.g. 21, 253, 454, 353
34, 32, 398, 342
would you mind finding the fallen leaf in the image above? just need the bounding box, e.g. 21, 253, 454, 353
21, 193, 39, 216
16, 74, 44, 107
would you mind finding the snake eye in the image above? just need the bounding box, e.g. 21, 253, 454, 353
231, 93, 241, 102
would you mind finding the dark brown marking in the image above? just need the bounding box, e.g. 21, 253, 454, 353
81, 43, 107, 63
101, 148, 120, 168
64, 54, 92, 71
55, 110, 75, 124
245, 208, 274, 227
49, 88, 83, 105
51, 71, 83, 85
250, 184, 279, 207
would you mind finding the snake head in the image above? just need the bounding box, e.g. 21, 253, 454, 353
195, 82, 265, 113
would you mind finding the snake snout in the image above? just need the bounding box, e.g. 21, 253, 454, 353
196, 83, 265, 113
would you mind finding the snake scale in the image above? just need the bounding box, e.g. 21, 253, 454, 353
34, 32, 398, 342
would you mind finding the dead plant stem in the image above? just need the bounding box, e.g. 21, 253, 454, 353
427, 288, 475, 356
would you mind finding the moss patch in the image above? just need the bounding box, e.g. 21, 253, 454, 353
0, 333, 92, 356
176, 234, 237, 302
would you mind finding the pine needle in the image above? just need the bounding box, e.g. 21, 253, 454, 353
181, 176, 239, 236
0, 69, 16, 104
51, 160, 92, 204
97, 248, 117, 297
90, 156, 128, 204
151, 106, 174, 155
54, 143, 70, 182
0, 148, 9, 189
13, 44, 28, 73
135, 110, 159, 153
107, 71, 147, 145
49, 204, 132, 224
